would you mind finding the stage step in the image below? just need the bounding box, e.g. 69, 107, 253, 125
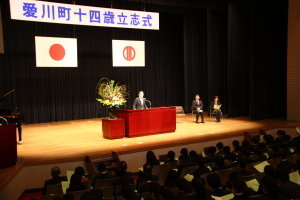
85, 151, 120, 174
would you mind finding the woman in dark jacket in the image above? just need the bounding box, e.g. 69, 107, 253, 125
210, 96, 222, 122
66, 173, 87, 192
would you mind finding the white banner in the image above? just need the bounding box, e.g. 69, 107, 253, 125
35, 36, 77, 67
9, 0, 159, 30
112, 40, 145, 67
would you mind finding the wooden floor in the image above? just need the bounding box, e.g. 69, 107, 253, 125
15, 114, 297, 165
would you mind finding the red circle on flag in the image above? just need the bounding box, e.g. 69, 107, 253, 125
49, 44, 65, 61
123, 46, 136, 61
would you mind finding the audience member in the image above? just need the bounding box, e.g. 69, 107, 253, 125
158, 185, 174, 200
191, 177, 207, 200
275, 167, 300, 199
259, 175, 287, 200
164, 170, 178, 188
165, 151, 178, 163
276, 151, 293, 170
232, 140, 241, 155
118, 161, 134, 177
231, 178, 250, 200
237, 157, 252, 176
207, 173, 232, 197
93, 163, 112, 187
146, 151, 160, 166
42, 166, 66, 195
264, 165, 275, 177
179, 148, 190, 163
175, 178, 187, 200
216, 142, 224, 155
66, 173, 87, 192
137, 173, 160, 195
206, 147, 217, 163
193, 157, 210, 178
181, 181, 195, 200
121, 185, 137, 200
177, 151, 198, 177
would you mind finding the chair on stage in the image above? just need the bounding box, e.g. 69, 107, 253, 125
210, 108, 223, 121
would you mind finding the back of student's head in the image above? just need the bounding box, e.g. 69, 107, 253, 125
251, 138, 260, 145
206, 146, 217, 156
241, 148, 251, 158
232, 140, 240, 148
277, 130, 286, 137
166, 170, 178, 183
260, 176, 280, 197
63, 193, 74, 200
51, 166, 61, 177
275, 167, 290, 182
180, 148, 188, 155
114, 167, 126, 178
232, 179, 249, 199
254, 147, 263, 156
237, 157, 247, 169
158, 185, 174, 200
229, 171, 241, 183
223, 146, 231, 154
143, 163, 153, 174
264, 165, 275, 177
181, 180, 193, 194
75, 166, 85, 177
176, 178, 188, 191
80, 189, 103, 200
214, 156, 225, 167
167, 151, 175, 160
196, 157, 205, 168
146, 151, 157, 163
277, 150, 287, 159
70, 173, 82, 187
97, 163, 106, 172
189, 150, 197, 158
207, 173, 221, 190
216, 142, 224, 150
119, 161, 128, 171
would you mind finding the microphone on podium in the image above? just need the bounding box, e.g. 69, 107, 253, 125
143, 98, 151, 108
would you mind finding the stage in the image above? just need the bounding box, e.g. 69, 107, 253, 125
15, 113, 296, 165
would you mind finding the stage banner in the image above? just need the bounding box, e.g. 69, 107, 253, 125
35, 36, 77, 67
9, 0, 159, 30
112, 40, 145, 67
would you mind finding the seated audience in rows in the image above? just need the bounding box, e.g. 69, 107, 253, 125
268, 144, 279, 159
237, 157, 252, 176
263, 134, 275, 150
216, 142, 224, 155
226, 171, 256, 196
63, 193, 74, 200
259, 175, 287, 200
164, 170, 178, 188
121, 185, 137, 200
232, 140, 241, 155
231, 178, 250, 200
80, 189, 103, 200
66, 173, 87, 192
75, 166, 87, 181
191, 177, 209, 200
137, 172, 160, 195
206, 146, 217, 163
93, 163, 112, 187
227, 153, 238, 168
42, 166, 66, 195
290, 140, 300, 155
193, 157, 210, 178
112, 167, 132, 186
275, 167, 300, 199
251, 147, 267, 163
223, 146, 231, 160
207, 173, 232, 197
146, 151, 160, 166
174, 178, 187, 200
179, 148, 190, 163
158, 185, 174, 200
138, 162, 159, 186
240, 148, 253, 164
177, 150, 199, 177
211, 155, 230, 171
165, 150, 178, 163
276, 130, 286, 142
118, 161, 134, 177
251, 138, 260, 149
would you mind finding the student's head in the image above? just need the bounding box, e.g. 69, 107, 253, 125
191, 177, 206, 198
237, 157, 247, 169
158, 185, 173, 200
241, 148, 251, 158
51, 166, 61, 177
74, 166, 85, 177
260, 175, 280, 195
166, 170, 178, 183
119, 161, 128, 171
114, 166, 126, 177
196, 157, 205, 168
180, 148, 188, 155
80, 189, 103, 200
143, 163, 153, 174
189, 150, 197, 158
207, 173, 221, 190
176, 178, 188, 191
195, 94, 200, 100
251, 138, 260, 145
138, 91, 144, 98
216, 142, 224, 150
275, 167, 290, 183
146, 151, 157, 162
69, 173, 82, 187
167, 151, 175, 160
232, 140, 240, 149
214, 96, 219, 101
97, 163, 106, 172
229, 171, 241, 183
264, 165, 275, 177
277, 150, 287, 160
232, 178, 249, 198
181, 181, 193, 195
215, 156, 225, 167
277, 130, 286, 137
206, 147, 217, 156
228, 153, 237, 162
223, 146, 231, 154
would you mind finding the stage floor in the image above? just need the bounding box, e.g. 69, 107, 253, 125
16, 113, 296, 165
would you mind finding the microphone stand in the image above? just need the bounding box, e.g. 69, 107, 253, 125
146, 100, 151, 108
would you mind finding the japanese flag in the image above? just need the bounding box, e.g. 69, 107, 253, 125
35, 36, 77, 67
112, 40, 145, 67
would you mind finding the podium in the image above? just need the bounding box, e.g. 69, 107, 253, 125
0, 124, 17, 168
102, 119, 125, 139
116, 106, 176, 137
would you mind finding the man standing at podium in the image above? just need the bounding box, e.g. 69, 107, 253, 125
133, 91, 148, 110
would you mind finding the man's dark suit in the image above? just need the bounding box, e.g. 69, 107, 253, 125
133, 97, 147, 109
278, 180, 300, 199
42, 176, 67, 195
192, 100, 204, 122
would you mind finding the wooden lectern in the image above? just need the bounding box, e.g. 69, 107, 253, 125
102, 118, 125, 139
0, 124, 17, 168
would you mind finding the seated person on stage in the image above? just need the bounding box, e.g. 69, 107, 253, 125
42, 166, 66, 195
133, 91, 147, 110
92, 162, 112, 187
192, 94, 205, 123
211, 96, 222, 122
66, 173, 87, 192
165, 150, 178, 163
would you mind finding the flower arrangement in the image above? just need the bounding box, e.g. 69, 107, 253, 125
96, 77, 130, 108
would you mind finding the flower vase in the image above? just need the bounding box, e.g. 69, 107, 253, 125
108, 107, 117, 120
